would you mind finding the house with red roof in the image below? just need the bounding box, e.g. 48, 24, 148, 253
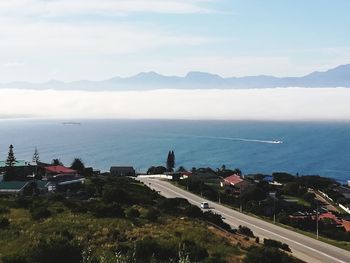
221, 174, 252, 195
221, 174, 243, 187
44, 165, 77, 177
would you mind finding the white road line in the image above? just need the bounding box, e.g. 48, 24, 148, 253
149, 180, 347, 263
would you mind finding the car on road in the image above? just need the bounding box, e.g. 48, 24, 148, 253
200, 202, 209, 209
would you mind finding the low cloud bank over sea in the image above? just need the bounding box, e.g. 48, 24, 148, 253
1, 88, 350, 121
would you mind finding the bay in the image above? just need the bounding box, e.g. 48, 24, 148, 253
0, 119, 349, 183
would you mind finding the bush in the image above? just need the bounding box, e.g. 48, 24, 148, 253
125, 207, 140, 218
184, 205, 203, 218
2, 254, 28, 263
91, 202, 125, 218
144, 208, 159, 221
134, 238, 177, 262
147, 166, 167, 175
102, 186, 129, 204
30, 206, 51, 220
157, 198, 191, 214
263, 239, 291, 252
204, 211, 233, 232
273, 173, 296, 184
302, 192, 316, 202
0, 206, 10, 214
244, 246, 301, 263
0, 217, 10, 228
238, 225, 254, 237
30, 236, 82, 263
181, 240, 208, 262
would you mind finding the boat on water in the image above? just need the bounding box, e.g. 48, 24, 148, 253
271, 140, 283, 144
62, 122, 81, 125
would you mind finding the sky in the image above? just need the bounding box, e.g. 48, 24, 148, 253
1, 0, 350, 83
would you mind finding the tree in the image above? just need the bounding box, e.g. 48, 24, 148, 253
71, 158, 85, 174
166, 150, 175, 172
6, 144, 16, 166
4, 145, 16, 181
32, 147, 40, 163
51, 159, 63, 166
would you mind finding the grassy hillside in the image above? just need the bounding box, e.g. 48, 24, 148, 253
0, 177, 302, 263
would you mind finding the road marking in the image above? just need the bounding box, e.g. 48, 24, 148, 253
146, 179, 348, 263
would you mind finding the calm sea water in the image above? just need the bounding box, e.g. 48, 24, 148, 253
0, 119, 349, 183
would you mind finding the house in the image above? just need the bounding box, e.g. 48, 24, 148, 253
221, 174, 243, 186
0, 160, 36, 180
110, 166, 135, 176
221, 174, 252, 195
0, 181, 30, 195
181, 171, 193, 179
44, 165, 77, 177
44, 174, 85, 192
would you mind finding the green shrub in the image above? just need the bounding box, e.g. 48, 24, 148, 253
238, 225, 254, 237
125, 207, 140, 218
204, 211, 233, 232
144, 208, 159, 221
2, 254, 28, 263
0, 206, 10, 214
263, 239, 291, 252
244, 246, 301, 263
91, 202, 125, 218
30, 206, 51, 220
184, 205, 203, 218
134, 238, 177, 262
181, 240, 209, 262
0, 217, 10, 228
30, 236, 82, 263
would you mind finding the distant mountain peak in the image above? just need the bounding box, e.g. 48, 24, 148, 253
1, 63, 350, 90
186, 71, 222, 78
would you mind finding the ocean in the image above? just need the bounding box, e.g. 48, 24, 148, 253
0, 119, 349, 183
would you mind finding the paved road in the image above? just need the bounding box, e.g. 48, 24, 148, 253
137, 178, 350, 263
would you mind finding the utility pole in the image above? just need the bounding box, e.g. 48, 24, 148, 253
269, 192, 277, 224
273, 196, 276, 224
239, 187, 242, 213
218, 191, 221, 204
316, 200, 319, 240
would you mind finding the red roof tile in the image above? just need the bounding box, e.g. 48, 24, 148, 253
45, 165, 76, 174
224, 174, 243, 186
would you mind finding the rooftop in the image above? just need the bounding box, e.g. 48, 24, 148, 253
45, 165, 76, 174
0, 160, 28, 168
224, 174, 243, 186
0, 181, 29, 190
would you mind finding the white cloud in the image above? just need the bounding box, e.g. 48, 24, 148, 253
0, 88, 349, 121
0, 20, 210, 56
0, 0, 214, 17
2, 61, 25, 68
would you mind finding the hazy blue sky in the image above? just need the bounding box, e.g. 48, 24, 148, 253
1, 0, 350, 82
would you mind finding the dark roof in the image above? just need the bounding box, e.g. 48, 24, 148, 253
36, 161, 51, 167
36, 181, 50, 188
47, 175, 85, 186
110, 166, 135, 172
0, 160, 28, 168
0, 181, 29, 191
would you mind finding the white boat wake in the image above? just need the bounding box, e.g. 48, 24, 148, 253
171, 134, 283, 144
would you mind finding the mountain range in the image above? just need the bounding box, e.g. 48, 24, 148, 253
2, 64, 350, 91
